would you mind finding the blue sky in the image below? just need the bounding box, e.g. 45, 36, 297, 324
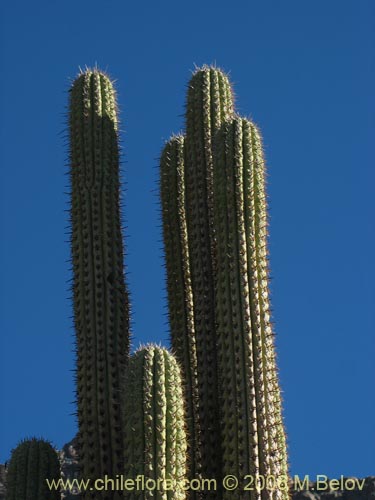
0, 0, 374, 478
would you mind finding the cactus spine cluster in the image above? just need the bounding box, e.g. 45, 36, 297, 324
69, 70, 130, 497
6, 438, 61, 500
161, 67, 288, 500
123, 346, 187, 500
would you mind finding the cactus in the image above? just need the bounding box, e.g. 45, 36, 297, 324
6, 438, 61, 500
161, 68, 234, 491
123, 345, 187, 500
69, 69, 130, 498
63, 64, 288, 500
212, 117, 288, 499
160, 135, 201, 482
161, 67, 289, 500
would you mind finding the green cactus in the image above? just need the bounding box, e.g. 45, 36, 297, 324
6, 438, 61, 500
123, 345, 187, 500
212, 117, 288, 499
69, 69, 130, 497
160, 135, 201, 482
161, 67, 235, 491
64, 64, 288, 500
161, 67, 289, 500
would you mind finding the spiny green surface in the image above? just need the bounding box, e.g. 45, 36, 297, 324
69, 69, 130, 499
213, 117, 289, 500
160, 135, 201, 483
123, 346, 187, 500
176, 67, 234, 488
161, 66, 289, 500
6, 438, 60, 500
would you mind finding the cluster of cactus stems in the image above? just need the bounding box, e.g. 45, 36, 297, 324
161, 67, 289, 500
6, 438, 61, 500
7, 65, 288, 500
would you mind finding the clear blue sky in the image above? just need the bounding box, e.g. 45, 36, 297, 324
0, 0, 374, 478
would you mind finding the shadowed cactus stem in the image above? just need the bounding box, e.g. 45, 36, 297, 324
123, 345, 187, 500
69, 69, 130, 499
6, 438, 61, 500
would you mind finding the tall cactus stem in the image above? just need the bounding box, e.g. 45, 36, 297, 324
160, 135, 201, 483
184, 67, 234, 484
213, 117, 288, 500
69, 69, 130, 499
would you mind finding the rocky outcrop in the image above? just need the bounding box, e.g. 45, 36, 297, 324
0, 439, 374, 499
0, 465, 6, 500
59, 437, 80, 499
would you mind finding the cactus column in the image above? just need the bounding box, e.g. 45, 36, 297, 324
161, 67, 234, 491
184, 72, 234, 482
213, 117, 288, 500
160, 135, 201, 483
69, 69, 130, 499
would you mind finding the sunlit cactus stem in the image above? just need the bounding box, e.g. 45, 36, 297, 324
161, 67, 235, 495
123, 345, 187, 500
69, 69, 130, 500
212, 117, 288, 500
6, 438, 61, 500
160, 135, 201, 484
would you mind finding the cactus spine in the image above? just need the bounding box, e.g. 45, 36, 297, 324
69, 69, 130, 497
161, 68, 234, 491
6, 438, 61, 500
161, 67, 289, 500
123, 345, 187, 500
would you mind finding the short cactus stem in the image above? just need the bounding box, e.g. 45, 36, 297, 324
69, 69, 130, 499
6, 438, 61, 500
123, 345, 187, 500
